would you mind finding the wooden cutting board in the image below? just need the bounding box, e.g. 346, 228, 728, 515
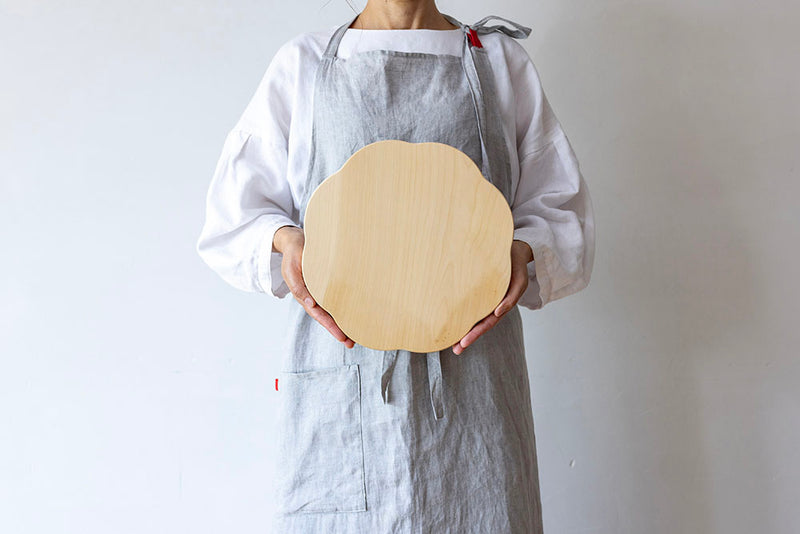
302, 139, 513, 353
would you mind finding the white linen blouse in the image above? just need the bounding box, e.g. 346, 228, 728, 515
197, 23, 595, 310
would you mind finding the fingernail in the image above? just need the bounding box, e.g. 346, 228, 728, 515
305, 297, 314, 307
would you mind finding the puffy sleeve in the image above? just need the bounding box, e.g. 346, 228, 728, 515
508, 44, 596, 310
196, 41, 300, 298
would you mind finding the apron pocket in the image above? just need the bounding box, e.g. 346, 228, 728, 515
274, 363, 367, 514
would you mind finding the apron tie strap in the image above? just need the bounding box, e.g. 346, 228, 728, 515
426, 350, 445, 420
380, 349, 399, 404
380, 349, 446, 421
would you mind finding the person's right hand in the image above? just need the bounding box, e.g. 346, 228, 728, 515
273, 225, 355, 349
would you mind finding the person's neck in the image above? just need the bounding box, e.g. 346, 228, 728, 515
349, 1, 457, 30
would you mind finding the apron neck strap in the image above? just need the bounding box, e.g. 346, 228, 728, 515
468, 15, 532, 39
323, 14, 359, 60
323, 12, 532, 60
444, 13, 532, 40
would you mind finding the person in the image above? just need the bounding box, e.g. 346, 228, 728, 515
196, 2, 595, 532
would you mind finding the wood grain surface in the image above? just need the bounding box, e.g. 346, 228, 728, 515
303, 139, 513, 353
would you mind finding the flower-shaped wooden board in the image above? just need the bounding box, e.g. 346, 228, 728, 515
302, 139, 513, 353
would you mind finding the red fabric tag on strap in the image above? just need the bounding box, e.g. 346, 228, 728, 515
467, 28, 483, 48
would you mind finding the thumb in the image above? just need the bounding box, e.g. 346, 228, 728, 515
285, 254, 316, 308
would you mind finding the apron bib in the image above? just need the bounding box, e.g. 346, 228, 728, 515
272, 14, 544, 534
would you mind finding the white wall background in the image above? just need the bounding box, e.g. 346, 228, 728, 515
2, 1, 798, 533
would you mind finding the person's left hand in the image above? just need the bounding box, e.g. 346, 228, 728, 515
451, 239, 534, 356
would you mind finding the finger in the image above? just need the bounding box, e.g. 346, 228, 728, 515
306, 305, 355, 347
285, 258, 354, 347
298, 293, 352, 345
285, 261, 317, 309
301, 299, 354, 347
494, 266, 528, 317
465, 313, 500, 346
453, 312, 500, 355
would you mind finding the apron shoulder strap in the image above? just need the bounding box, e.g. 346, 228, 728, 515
470, 15, 532, 40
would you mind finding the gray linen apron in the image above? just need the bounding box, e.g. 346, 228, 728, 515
270, 13, 544, 534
